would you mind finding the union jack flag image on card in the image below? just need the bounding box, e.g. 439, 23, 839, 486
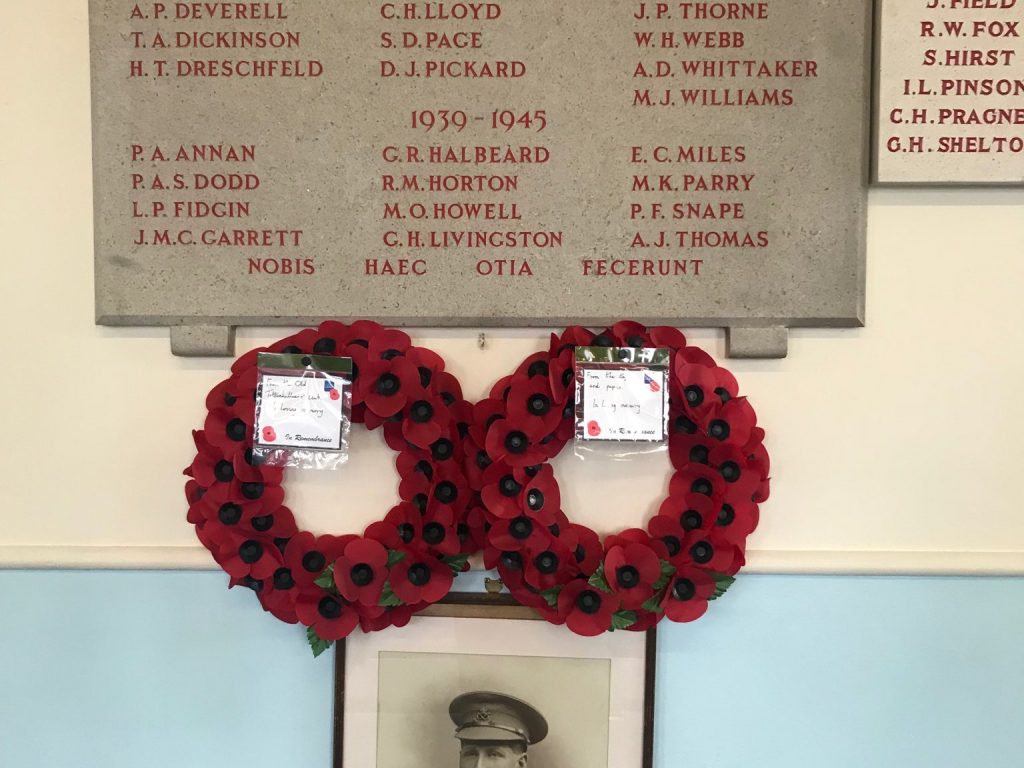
643, 373, 661, 393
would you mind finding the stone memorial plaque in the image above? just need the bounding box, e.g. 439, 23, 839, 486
90, 1, 871, 357
875, 0, 1024, 184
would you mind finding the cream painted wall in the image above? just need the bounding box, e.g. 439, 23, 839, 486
2, 1, 1023, 573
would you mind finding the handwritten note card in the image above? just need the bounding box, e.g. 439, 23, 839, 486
580, 368, 668, 442
255, 374, 345, 450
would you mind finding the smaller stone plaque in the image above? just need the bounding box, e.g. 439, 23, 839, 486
875, 0, 1024, 184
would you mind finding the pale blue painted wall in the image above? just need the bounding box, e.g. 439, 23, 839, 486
0, 572, 1021, 768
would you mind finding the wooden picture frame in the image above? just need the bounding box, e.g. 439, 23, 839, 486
333, 593, 656, 768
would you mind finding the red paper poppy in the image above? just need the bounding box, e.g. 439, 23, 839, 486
676, 531, 734, 572
708, 444, 763, 502
218, 536, 283, 581
401, 389, 450, 448
604, 541, 662, 609
295, 590, 360, 641
284, 532, 350, 588
557, 579, 621, 637
661, 568, 716, 623
485, 417, 549, 468
610, 320, 651, 347
259, 585, 301, 625
334, 537, 389, 606
522, 536, 578, 591
568, 524, 603, 574
506, 375, 562, 436
367, 328, 412, 360
479, 461, 527, 518
358, 357, 421, 418
389, 551, 454, 604
487, 513, 555, 553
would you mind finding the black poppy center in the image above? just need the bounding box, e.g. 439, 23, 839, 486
239, 540, 262, 564
616, 565, 641, 589
242, 577, 263, 592
313, 338, 336, 355
504, 431, 528, 454
351, 563, 374, 586
527, 394, 551, 416
302, 551, 327, 573
689, 445, 709, 464
499, 475, 522, 497
691, 541, 714, 564
692, 478, 713, 496
273, 568, 295, 590
477, 451, 492, 470
509, 516, 534, 540
715, 387, 732, 403
414, 461, 433, 481
574, 545, 586, 563
281, 345, 301, 354
674, 415, 698, 435
218, 503, 242, 526
434, 481, 458, 504
407, 563, 431, 586
673, 578, 697, 601
720, 462, 741, 483
423, 522, 446, 545
398, 523, 415, 543
527, 360, 549, 378
592, 334, 613, 347
241, 482, 264, 500
684, 386, 705, 406
412, 494, 428, 514
226, 418, 247, 441
662, 535, 681, 556
318, 597, 343, 620
576, 590, 602, 614
410, 400, 434, 423
375, 373, 400, 397
534, 551, 559, 574
214, 460, 234, 483
251, 515, 274, 533
431, 439, 454, 461
380, 348, 402, 361
418, 367, 433, 388
717, 504, 736, 526
709, 420, 731, 440
681, 510, 704, 531
501, 551, 523, 570
527, 490, 545, 511
627, 335, 646, 348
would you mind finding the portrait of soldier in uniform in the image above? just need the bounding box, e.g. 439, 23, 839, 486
369, 647, 612, 768
449, 691, 548, 768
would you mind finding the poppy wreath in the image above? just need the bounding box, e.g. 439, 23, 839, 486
184, 321, 480, 656
467, 321, 770, 637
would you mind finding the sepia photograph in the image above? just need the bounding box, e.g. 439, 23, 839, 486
336, 606, 653, 768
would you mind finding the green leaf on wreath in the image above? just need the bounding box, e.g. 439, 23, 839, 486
610, 610, 638, 631
443, 553, 471, 574
540, 586, 562, 608
307, 626, 334, 658
313, 565, 337, 593
386, 549, 406, 568
652, 559, 677, 591
379, 582, 403, 608
708, 571, 736, 601
588, 564, 613, 593
641, 593, 666, 614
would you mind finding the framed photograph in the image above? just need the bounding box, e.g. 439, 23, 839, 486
333, 594, 656, 768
